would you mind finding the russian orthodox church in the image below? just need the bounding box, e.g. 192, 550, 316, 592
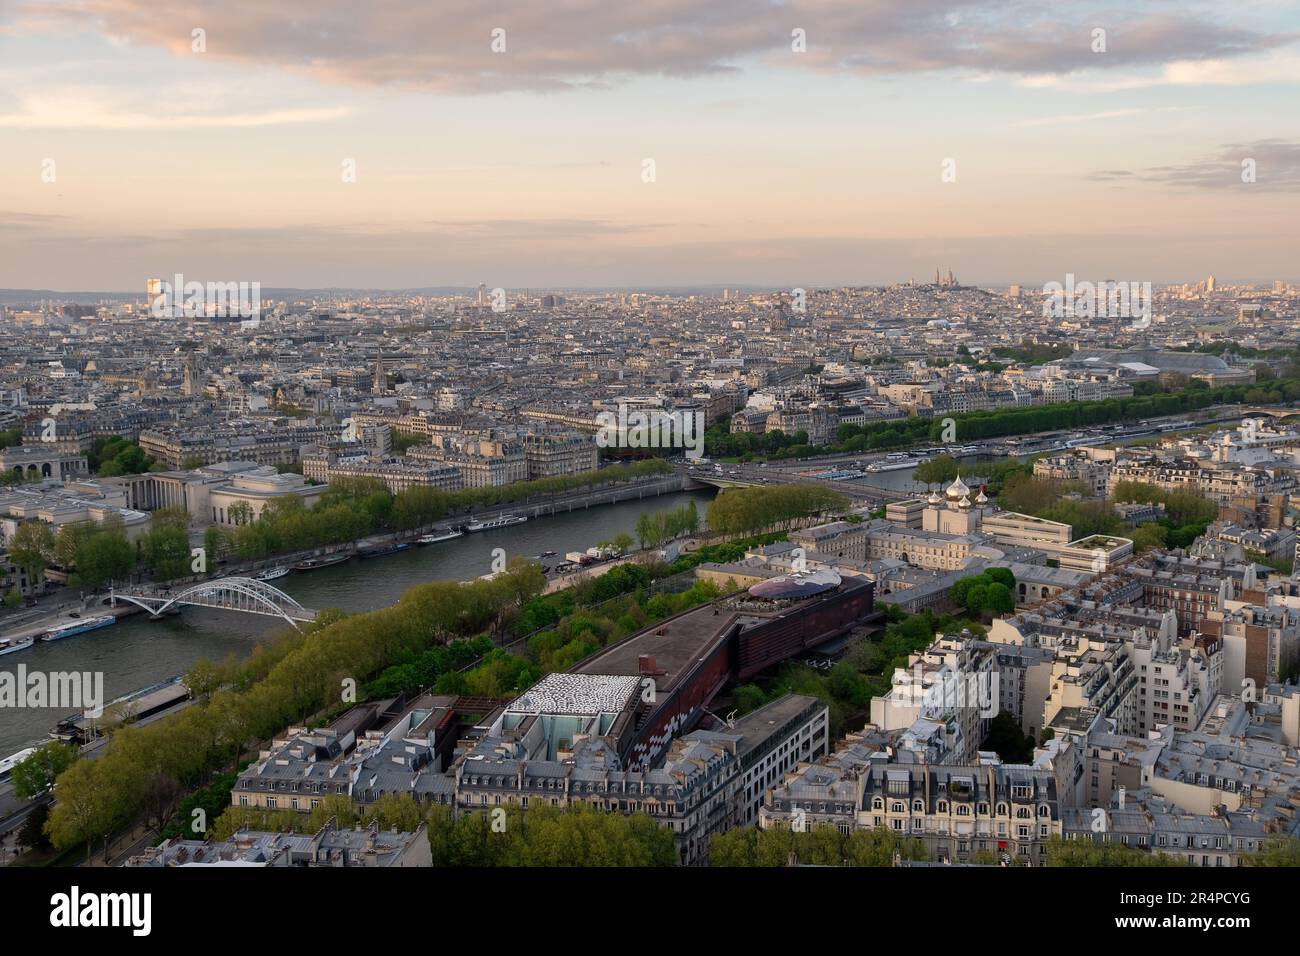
922, 474, 995, 534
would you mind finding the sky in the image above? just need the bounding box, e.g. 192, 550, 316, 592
2, 0, 1299, 291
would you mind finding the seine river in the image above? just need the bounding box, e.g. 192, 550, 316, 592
0, 461, 994, 757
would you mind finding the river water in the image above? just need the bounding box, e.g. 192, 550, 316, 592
0, 489, 719, 756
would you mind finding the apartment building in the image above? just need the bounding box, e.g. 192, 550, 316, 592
407, 440, 528, 488
762, 756, 1063, 866
301, 451, 463, 494
522, 432, 599, 478
870, 630, 997, 765
139, 420, 343, 468
451, 683, 827, 865
1033, 450, 1114, 497
127, 820, 432, 868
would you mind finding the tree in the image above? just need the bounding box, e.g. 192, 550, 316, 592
77, 525, 136, 586
140, 773, 185, 835
950, 569, 1017, 618
1130, 522, 1168, 552
142, 507, 192, 580
55, 520, 96, 571
203, 524, 228, 565
1242, 838, 1300, 866
304, 794, 359, 832
184, 658, 224, 703
9, 520, 56, 586
366, 793, 425, 832
983, 581, 1015, 615
10, 742, 80, 800
707, 824, 925, 866
913, 454, 960, 486
17, 802, 52, 852
90, 436, 155, 476
43, 756, 131, 862
1044, 835, 1188, 867
227, 501, 254, 527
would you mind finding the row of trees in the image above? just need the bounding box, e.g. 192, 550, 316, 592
710, 376, 1300, 466
708, 824, 928, 866
706, 484, 848, 537
913, 454, 962, 485
634, 500, 700, 549
7, 507, 192, 589
39, 562, 547, 857
427, 804, 677, 866
702, 423, 812, 460
940, 376, 1300, 444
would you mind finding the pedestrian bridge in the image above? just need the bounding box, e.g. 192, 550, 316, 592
111, 577, 318, 629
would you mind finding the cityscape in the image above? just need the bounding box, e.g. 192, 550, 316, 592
1, 0, 1297, 931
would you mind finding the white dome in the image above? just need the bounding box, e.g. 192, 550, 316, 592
946, 474, 970, 498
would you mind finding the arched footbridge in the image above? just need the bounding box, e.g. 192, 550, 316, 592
111, 577, 318, 629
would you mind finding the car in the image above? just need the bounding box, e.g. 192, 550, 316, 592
68, 611, 80, 618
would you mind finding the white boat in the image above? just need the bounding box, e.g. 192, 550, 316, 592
42, 614, 116, 642
0, 747, 38, 780
254, 566, 290, 582
865, 456, 929, 473
0, 634, 35, 657
417, 530, 464, 545
466, 514, 528, 532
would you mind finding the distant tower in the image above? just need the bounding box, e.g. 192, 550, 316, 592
1206, 275, 1216, 293
934, 267, 941, 286
477, 283, 487, 307
945, 268, 955, 288
373, 352, 385, 395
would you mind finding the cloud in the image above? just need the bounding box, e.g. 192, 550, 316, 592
1022, 48, 1300, 92
15, 0, 1297, 93
1086, 140, 1300, 190
0, 100, 352, 129
0, 210, 71, 227
1011, 106, 1186, 128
